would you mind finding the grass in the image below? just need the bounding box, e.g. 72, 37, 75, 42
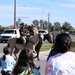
40, 44, 53, 51
40, 40, 75, 52
71, 40, 75, 52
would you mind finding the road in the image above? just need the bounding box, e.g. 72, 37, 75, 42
0, 41, 50, 75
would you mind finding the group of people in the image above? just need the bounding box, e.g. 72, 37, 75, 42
19, 23, 38, 44
0, 22, 40, 75
19, 23, 38, 52
45, 32, 75, 75
0, 47, 40, 75
0, 22, 75, 75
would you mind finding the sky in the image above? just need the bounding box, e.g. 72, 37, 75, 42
0, 0, 75, 28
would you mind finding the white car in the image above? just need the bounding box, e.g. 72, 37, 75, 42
38, 29, 48, 34
0, 29, 20, 43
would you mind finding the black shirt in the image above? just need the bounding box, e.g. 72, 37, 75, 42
19, 27, 26, 36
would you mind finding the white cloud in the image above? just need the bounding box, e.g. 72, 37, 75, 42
51, 16, 69, 20
0, 5, 14, 12
24, 0, 51, 4
59, 3, 75, 8
0, 13, 13, 18
0, 4, 54, 19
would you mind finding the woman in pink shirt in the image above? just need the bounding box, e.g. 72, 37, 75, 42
45, 33, 75, 75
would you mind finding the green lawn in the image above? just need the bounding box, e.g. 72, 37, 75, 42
71, 40, 75, 52
40, 44, 53, 51
40, 40, 75, 52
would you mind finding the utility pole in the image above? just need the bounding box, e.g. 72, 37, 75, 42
14, 0, 16, 29
48, 12, 50, 31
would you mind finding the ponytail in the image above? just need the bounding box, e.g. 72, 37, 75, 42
2, 55, 6, 61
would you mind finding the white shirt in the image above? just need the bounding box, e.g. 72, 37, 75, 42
0, 55, 16, 71
45, 51, 75, 75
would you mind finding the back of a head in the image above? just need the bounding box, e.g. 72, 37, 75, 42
3, 47, 10, 55
18, 48, 33, 63
20, 22, 25, 27
54, 33, 71, 53
2, 47, 10, 61
47, 33, 71, 61
13, 48, 33, 75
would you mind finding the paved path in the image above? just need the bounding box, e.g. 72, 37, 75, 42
34, 50, 50, 75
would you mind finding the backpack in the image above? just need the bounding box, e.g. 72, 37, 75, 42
18, 70, 36, 75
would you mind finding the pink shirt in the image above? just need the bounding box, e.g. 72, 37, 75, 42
45, 51, 75, 75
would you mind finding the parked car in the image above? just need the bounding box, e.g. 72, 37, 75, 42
0, 29, 20, 43
38, 29, 48, 34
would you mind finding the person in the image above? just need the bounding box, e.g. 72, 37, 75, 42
28, 24, 38, 35
32, 25, 38, 35
12, 48, 40, 75
52, 32, 56, 43
19, 22, 27, 44
0, 47, 16, 75
28, 24, 38, 53
45, 33, 75, 75
28, 25, 34, 35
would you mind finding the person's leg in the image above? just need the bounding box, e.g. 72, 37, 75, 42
33, 45, 36, 53
23, 37, 26, 43
21, 36, 26, 44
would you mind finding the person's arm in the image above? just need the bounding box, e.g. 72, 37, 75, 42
21, 32, 26, 35
45, 57, 54, 75
19, 28, 26, 36
45, 64, 53, 75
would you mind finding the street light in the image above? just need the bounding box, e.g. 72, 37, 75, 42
41, 10, 44, 29
14, 0, 16, 29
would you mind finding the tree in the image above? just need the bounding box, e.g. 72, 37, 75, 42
16, 18, 21, 28
51, 25, 55, 31
54, 22, 61, 31
0, 25, 4, 34
32, 20, 39, 28
62, 22, 73, 31
48, 22, 53, 31
43, 21, 48, 29
39, 20, 44, 29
